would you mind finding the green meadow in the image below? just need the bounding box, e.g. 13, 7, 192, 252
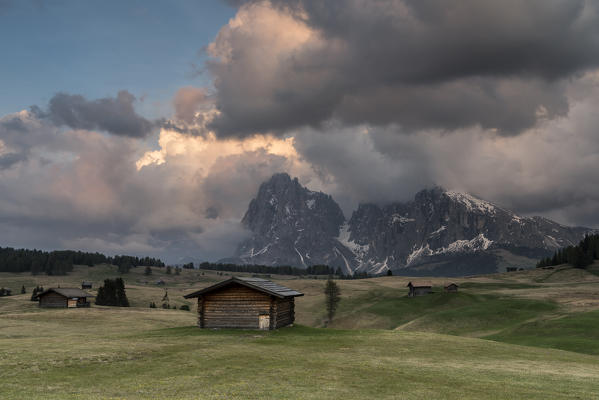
1, 263, 599, 399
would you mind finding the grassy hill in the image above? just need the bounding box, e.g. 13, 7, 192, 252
2, 263, 599, 398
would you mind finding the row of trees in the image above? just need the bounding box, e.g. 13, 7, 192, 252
537, 234, 599, 268
198, 262, 374, 279
0, 246, 164, 276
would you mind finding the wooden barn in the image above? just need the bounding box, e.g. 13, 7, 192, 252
35, 288, 94, 308
183, 277, 303, 330
407, 281, 432, 297
444, 283, 459, 293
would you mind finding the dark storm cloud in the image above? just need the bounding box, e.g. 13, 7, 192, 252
47, 91, 155, 137
211, 0, 599, 136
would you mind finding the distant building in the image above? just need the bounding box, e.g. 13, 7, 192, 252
35, 288, 94, 308
184, 277, 304, 330
81, 281, 93, 289
407, 281, 432, 297
444, 283, 459, 293
156, 279, 165, 286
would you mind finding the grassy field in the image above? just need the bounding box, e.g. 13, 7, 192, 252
1, 263, 599, 398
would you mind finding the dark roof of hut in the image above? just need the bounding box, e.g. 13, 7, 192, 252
184, 277, 304, 299
444, 283, 459, 288
406, 281, 432, 288
35, 287, 95, 300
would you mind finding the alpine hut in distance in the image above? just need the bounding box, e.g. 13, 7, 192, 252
407, 281, 433, 297
183, 277, 303, 330
35, 288, 94, 308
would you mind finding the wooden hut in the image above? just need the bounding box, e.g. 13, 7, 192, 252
407, 281, 432, 297
444, 283, 459, 293
81, 281, 93, 289
35, 288, 94, 308
183, 277, 303, 330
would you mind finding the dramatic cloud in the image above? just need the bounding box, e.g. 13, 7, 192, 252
173, 86, 209, 124
2, 0, 599, 265
47, 90, 154, 137
291, 71, 599, 227
0, 107, 312, 261
210, 0, 599, 136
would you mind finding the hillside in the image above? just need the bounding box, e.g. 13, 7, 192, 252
2, 264, 599, 399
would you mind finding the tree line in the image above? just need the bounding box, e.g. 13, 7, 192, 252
0, 246, 164, 276
198, 262, 372, 279
537, 233, 599, 268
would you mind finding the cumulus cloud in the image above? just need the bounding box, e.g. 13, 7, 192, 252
46, 90, 155, 137
291, 71, 599, 227
2, 0, 599, 265
209, 0, 599, 136
0, 106, 313, 261
173, 86, 209, 124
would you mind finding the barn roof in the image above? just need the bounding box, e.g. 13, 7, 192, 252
406, 281, 432, 288
35, 288, 95, 299
184, 277, 304, 299
444, 283, 459, 288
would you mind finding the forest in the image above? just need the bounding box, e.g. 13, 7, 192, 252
537, 234, 599, 268
0, 247, 164, 275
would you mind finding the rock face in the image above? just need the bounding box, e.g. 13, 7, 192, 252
230, 174, 594, 276
345, 187, 592, 276
233, 173, 355, 272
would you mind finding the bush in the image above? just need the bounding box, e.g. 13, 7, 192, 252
180, 304, 190, 311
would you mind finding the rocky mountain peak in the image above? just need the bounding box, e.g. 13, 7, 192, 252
227, 174, 594, 276
235, 173, 348, 268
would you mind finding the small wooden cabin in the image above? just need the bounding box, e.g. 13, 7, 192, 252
444, 283, 459, 293
81, 281, 93, 289
407, 281, 432, 297
35, 288, 94, 308
183, 277, 303, 330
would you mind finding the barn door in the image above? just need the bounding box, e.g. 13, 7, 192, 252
259, 314, 270, 330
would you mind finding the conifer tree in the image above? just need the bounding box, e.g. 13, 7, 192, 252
323, 279, 341, 326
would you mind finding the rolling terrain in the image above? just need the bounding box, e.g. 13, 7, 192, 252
1, 264, 599, 399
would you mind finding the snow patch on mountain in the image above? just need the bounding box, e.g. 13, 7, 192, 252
390, 214, 415, 225
439, 234, 493, 254
406, 234, 493, 266
336, 223, 370, 260
429, 226, 446, 237
444, 191, 497, 214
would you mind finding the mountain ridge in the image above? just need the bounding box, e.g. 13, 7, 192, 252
225, 173, 594, 276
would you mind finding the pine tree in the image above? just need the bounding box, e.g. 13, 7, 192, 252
21, 285, 26, 294
323, 279, 341, 326
95, 278, 129, 307
144, 266, 152, 276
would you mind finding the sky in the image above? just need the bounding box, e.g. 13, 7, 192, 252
1, 0, 599, 263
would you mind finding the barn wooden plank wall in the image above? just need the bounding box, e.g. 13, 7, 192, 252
40, 292, 68, 308
196, 283, 296, 329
